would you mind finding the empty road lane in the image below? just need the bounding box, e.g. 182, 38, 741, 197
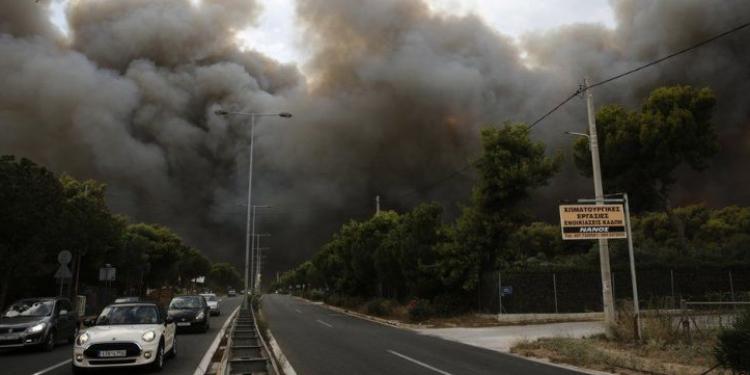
262, 294, 582, 375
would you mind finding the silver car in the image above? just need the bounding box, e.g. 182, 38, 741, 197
199, 293, 221, 316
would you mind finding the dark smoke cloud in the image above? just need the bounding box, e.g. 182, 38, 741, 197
0, 0, 748, 279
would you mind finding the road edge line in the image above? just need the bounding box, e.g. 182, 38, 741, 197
293, 296, 409, 330
31, 359, 72, 375
193, 305, 240, 375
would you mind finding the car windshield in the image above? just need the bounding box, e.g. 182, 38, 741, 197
201, 295, 217, 302
96, 305, 159, 325
2, 299, 54, 318
169, 297, 202, 310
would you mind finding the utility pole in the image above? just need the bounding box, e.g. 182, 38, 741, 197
375, 195, 381, 216
584, 78, 615, 329
73, 184, 89, 300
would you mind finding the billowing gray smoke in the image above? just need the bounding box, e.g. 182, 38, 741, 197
1, 0, 748, 276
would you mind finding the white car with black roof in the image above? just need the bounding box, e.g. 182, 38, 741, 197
72, 302, 176, 373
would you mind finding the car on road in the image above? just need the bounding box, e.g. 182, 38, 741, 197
200, 293, 221, 316
167, 295, 211, 333
72, 302, 176, 373
0, 297, 78, 351
227, 289, 237, 297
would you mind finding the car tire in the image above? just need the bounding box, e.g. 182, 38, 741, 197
167, 336, 176, 359
42, 330, 56, 352
149, 342, 165, 372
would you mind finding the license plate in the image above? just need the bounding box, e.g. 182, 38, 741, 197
99, 350, 127, 358
177, 322, 191, 327
0, 333, 19, 341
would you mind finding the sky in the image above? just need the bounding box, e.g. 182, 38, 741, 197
52, 0, 616, 66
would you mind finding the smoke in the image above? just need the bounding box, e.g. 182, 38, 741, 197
0, 0, 748, 276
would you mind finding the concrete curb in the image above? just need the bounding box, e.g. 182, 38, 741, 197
292, 296, 420, 330
193, 305, 240, 375
264, 323, 297, 375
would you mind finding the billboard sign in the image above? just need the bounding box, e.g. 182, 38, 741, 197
559, 204, 627, 240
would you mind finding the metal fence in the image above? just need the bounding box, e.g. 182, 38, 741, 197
480, 267, 750, 314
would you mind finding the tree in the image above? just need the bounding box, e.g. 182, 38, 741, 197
178, 247, 212, 289
0, 156, 64, 309
441, 124, 560, 300
57, 176, 124, 295
124, 223, 185, 288
208, 263, 242, 292
573, 85, 718, 212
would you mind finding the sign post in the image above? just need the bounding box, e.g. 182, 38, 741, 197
55, 251, 73, 297
560, 196, 641, 340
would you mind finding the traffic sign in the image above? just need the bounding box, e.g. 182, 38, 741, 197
58, 250, 72, 265
55, 265, 72, 279
559, 204, 627, 240
502, 286, 513, 296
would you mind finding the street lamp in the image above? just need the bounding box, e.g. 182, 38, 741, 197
215, 108, 292, 302
251, 205, 272, 292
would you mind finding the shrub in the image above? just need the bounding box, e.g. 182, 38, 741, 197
365, 298, 395, 317
407, 299, 433, 322
715, 309, 750, 372
307, 289, 326, 301
431, 293, 469, 317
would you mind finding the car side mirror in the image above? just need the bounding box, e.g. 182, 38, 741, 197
83, 318, 96, 327
165, 316, 174, 325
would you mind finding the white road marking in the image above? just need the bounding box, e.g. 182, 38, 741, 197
387, 350, 453, 375
31, 359, 72, 375
316, 319, 333, 328
295, 309, 302, 313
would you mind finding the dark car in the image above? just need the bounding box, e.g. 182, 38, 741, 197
227, 290, 237, 297
167, 296, 210, 333
0, 297, 78, 351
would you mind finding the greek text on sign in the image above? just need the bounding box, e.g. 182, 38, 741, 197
559, 204, 627, 240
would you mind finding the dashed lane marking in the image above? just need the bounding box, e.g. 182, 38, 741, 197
387, 350, 453, 375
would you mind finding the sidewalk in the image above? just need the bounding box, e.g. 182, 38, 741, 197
415, 321, 606, 352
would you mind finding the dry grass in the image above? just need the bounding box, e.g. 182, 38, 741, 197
511, 304, 729, 375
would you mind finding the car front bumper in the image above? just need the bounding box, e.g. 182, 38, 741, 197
73, 341, 159, 368
0, 331, 46, 348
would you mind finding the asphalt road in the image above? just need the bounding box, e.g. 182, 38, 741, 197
0, 296, 242, 375
263, 294, 583, 375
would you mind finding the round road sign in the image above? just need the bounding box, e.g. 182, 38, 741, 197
58, 250, 72, 265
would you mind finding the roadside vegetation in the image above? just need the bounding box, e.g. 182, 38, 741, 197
512, 308, 750, 375
0, 155, 242, 309
273, 85, 749, 322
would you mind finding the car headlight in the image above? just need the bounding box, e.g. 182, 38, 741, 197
142, 331, 156, 342
195, 311, 205, 320
76, 333, 89, 346
27, 322, 46, 334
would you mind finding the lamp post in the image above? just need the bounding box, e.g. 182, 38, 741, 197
214, 109, 291, 305
251, 205, 272, 293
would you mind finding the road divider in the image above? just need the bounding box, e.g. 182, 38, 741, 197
194, 305, 240, 375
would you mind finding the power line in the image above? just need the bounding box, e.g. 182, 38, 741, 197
390, 19, 750, 201
528, 20, 750, 130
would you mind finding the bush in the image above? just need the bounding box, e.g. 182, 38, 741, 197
307, 289, 326, 301
365, 298, 396, 317
715, 309, 750, 372
407, 299, 433, 322
431, 293, 469, 317
324, 294, 363, 309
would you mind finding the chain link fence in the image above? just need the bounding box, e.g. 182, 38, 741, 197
479, 267, 750, 314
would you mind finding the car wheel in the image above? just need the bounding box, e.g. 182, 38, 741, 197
42, 330, 56, 352
149, 342, 165, 372
167, 336, 176, 359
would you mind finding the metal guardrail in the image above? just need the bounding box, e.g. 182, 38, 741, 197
223, 298, 278, 375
